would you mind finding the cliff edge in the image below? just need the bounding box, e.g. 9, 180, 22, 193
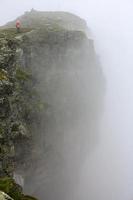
0, 11, 105, 200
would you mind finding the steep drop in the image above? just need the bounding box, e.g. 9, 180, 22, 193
1, 11, 105, 200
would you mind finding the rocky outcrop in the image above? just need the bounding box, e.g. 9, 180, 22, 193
3, 10, 88, 34
0, 32, 28, 177
0, 177, 38, 200
17, 15, 104, 200
0, 29, 39, 199
0, 11, 105, 200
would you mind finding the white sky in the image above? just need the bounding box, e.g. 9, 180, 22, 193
0, 0, 132, 26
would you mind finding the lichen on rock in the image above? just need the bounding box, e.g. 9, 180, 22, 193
0, 25, 39, 200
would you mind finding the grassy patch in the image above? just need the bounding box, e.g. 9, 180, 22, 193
0, 28, 33, 39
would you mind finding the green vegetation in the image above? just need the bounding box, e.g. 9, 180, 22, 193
0, 177, 22, 200
0, 69, 8, 81
15, 68, 31, 81
0, 31, 40, 199
0, 177, 38, 200
0, 28, 32, 39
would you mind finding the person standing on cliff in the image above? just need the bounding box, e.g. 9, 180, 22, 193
16, 20, 21, 33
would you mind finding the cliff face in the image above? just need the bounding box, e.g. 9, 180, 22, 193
0, 11, 105, 200
0, 29, 40, 200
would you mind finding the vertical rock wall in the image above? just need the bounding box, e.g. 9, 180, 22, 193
21, 28, 105, 200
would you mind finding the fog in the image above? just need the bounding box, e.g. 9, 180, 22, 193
1, 0, 133, 200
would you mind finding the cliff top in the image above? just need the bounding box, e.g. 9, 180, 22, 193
1, 10, 88, 33
0, 10, 92, 41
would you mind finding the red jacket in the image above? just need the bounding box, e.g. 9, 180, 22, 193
16, 20, 21, 28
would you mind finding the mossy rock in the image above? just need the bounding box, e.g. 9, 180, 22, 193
0, 28, 33, 39
15, 68, 31, 81
0, 69, 8, 81
0, 177, 22, 200
0, 178, 39, 200
0, 125, 5, 139
10, 122, 28, 140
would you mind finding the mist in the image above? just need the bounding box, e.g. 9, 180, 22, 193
1, 0, 133, 200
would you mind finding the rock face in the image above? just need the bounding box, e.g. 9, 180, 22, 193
0, 177, 38, 200
0, 29, 39, 199
0, 191, 13, 200
0, 11, 105, 200
0, 31, 31, 177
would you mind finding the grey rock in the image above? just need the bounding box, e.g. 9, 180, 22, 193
0, 191, 13, 200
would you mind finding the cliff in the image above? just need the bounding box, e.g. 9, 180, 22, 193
2, 10, 88, 33
0, 11, 105, 200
